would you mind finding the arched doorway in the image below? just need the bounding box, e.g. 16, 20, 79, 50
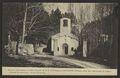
63, 43, 68, 55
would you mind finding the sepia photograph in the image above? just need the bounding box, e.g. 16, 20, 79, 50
2, 2, 119, 75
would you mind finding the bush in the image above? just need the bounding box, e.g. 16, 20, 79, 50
43, 48, 48, 52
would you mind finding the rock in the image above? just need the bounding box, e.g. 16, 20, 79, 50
9, 41, 17, 55
18, 44, 34, 55
34, 44, 47, 54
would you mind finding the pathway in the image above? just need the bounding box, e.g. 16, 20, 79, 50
31, 54, 109, 68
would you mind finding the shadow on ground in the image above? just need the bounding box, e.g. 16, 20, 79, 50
2, 52, 82, 68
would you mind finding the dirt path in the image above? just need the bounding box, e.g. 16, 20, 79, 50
31, 54, 109, 68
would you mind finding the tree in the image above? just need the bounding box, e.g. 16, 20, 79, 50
6, 3, 25, 55
95, 3, 118, 20
27, 9, 51, 45
2, 3, 24, 46
62, 12, 77, 24
21, 2, 44, 43
4, 2, 49, 54
50, 8, 62, 33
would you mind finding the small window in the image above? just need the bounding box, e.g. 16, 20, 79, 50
57, 47, 59, 51
71, 47, 74, 51
63, 20, 68, 27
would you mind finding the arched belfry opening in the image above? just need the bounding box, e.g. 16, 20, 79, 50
63, 19, 68, 27
62, 43, 68, 55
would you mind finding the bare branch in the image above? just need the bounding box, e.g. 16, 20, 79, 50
27, 4, 42, 9
18, 19, 24, 23
30, 12, 40, 23
28, 19, 37, 31
27, 10, 43, 32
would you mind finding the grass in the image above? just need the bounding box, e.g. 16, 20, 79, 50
2, 52, 82, 68
63, 55, 113, 68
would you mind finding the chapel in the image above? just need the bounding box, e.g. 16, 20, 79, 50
51, 17, 79, 56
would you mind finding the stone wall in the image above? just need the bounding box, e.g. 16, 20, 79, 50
4, 41, 34, 55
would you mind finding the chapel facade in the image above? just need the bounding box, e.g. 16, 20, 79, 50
51, 18, 79, 56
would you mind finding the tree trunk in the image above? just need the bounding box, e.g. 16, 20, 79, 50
16, 36, 19, 55
22, 3, 28, 44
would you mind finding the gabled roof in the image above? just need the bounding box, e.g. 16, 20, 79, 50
52, 33, 78, 41
61, 17, 70, 20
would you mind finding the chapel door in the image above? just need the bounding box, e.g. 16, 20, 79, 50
63, 43, 68, 55
65, 46, 68, 54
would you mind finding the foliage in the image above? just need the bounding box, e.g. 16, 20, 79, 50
49, 8, 62, 34
26, 8, 51, 44
3, 3, 52, 44
62, 12, 77, 24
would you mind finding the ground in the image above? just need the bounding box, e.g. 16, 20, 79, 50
2, 43, 109, 68
3, 53, 109, 68
30, 54, 109, 68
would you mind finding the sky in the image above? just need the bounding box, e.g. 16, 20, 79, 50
43, 3, 98, 24
43, 3, 117, 26
43, 3, 69, 14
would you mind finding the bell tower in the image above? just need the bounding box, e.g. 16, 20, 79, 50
60, 18, 71, 34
